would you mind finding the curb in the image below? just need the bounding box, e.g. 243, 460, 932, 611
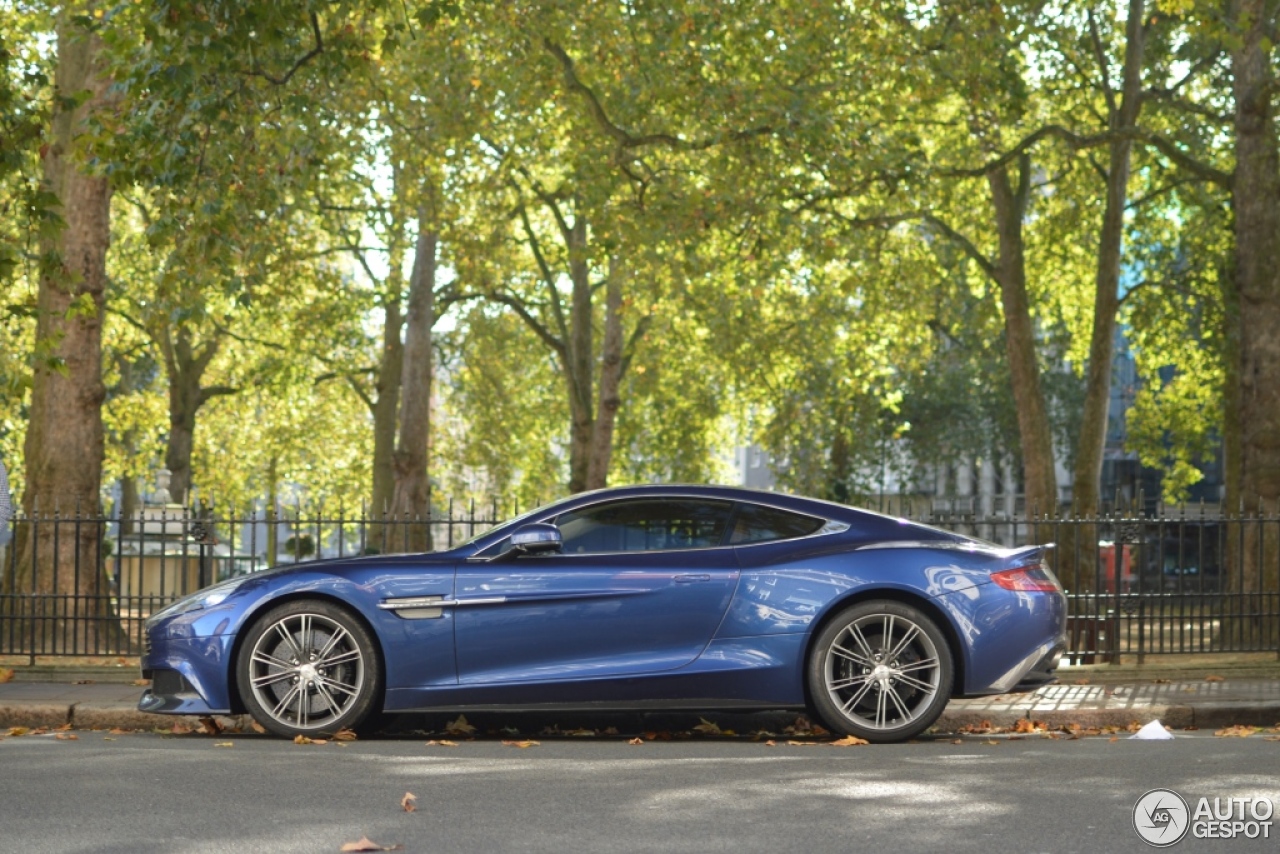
3, 701, 1277, 737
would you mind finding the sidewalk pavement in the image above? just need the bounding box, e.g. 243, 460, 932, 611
3, 657, 1279, 735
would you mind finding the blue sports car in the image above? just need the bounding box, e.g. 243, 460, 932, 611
138, 484, 1067, 743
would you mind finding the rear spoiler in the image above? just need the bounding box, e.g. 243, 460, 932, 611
1000, 543, 1055, 561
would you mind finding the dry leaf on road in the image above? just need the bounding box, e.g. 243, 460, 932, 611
54, 733, 79, 741
214, 742, 233, 748
250, 721, 266, 734
444, 715, 477, 736
829, 735, 870, 746
333, 729, 358, 741
425, 739, 458, 747
198, 717, 223, 735
628, 738, 645, 745
1205, 674, 1225, 682
401, 792, 416, 813
1215, 725, 1259, 738
340, 836, 403, 852
502, 740, 540, 748
0, 668, 14, 683
692, 718, 722, 736
294, 734, 314, 745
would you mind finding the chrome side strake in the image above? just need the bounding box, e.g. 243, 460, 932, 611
377, 595, 508, 619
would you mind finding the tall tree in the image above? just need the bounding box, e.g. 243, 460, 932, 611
10, 6, 121, 647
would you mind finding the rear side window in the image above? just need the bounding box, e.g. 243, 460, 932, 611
728, 503, 825, 545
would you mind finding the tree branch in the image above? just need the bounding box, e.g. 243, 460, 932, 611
543, 38, 775, 152
923, 215, 997, 279
248, 12, 324, 87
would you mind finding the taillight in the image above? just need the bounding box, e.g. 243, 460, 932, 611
991, 563, 1062, 592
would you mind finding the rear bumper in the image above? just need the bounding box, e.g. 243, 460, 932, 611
961, 636, 1066, 697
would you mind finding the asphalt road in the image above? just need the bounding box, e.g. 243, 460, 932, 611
1, 732, 1277, 854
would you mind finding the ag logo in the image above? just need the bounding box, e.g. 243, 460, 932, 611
1134, 788, 1191, 847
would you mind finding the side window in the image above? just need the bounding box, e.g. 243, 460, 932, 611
728, 503, 825, 545
556, 499, 733, 554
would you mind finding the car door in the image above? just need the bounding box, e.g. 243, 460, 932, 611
453, 498, 740, 685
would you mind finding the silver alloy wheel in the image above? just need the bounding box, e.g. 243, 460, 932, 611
822, 611, 942, 731
246, 611, 365, 731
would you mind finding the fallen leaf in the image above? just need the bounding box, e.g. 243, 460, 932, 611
102, 737, 116, 741
1109, 736, 1119, 742
132, 679, 150, 687
170, 722, 193, 736
692, 718, 722, 736
951, 739, 964, 744
0, 668, 13, 683
340, 836, 403, 852
333, 729, 358, 742
425, 739, 458, 747
983, 739, 1000, 746
54, 733, 78, 741
294, 734, 314, 745
1125, 721, 1143, 733
502, 740, 540, 748
1013, 719, 1040, 734
829, 735, 870, 746
401, 792, 416, 813
1073, 678, 1090, 685
214, 741, 233, 748
764, 740, 777, 747
311, 739, 329, 745
108, 727, 130, 735
444, 715, 477, 736
55, 723, 73, 732
628, 738, 645, 746
198, 717, 223, 736
958, 720, 996, 735
783, 715, 817, 736
1215, 725, 1259, 738
250, 721, 267, 734
1152, 678, 1171, 684
1205, 674, 1225, 682
1263, 736, 1280, 742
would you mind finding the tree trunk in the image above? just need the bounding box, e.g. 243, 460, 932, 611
566, 215, 595, 494
585, 257, 624, 490
10, 10, 123, 651
988, 157, 1059, 518
1071, 0, 1145, 519
369, 295, 403, 519
1228, 0, 1280, 606
390, 210, 436, 553
158, 327, 227, 506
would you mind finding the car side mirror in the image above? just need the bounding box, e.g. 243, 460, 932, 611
510, 523, 562, 555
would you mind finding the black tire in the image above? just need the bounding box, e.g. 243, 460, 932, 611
807, 600, 953, 743
236, 599, 383, 739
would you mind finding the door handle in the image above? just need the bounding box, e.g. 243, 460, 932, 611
674, 574, 711, 583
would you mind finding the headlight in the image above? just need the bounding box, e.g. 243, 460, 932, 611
148, 577, 248, 625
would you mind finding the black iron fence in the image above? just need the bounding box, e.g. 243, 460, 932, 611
0, 502, 506, 661
1, 501, 1277, 663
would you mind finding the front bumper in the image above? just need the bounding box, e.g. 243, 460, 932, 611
138, 634, 237, 716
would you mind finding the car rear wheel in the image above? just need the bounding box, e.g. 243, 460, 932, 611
236, 600, 382, 738
807, 600, 953, 743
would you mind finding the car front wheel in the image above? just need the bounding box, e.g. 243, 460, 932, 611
236, 600, 382, 738
807, 600, 953, 743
